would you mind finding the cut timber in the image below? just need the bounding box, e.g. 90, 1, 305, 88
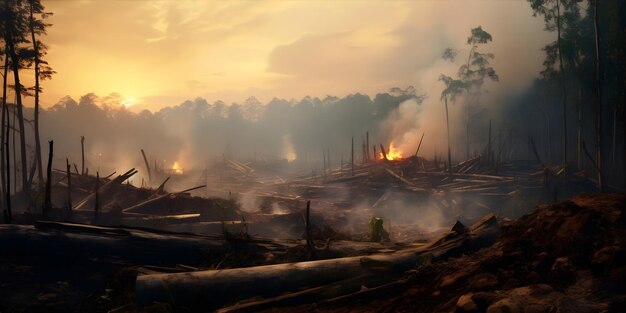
73, 168, 137, 211
384, 168, 424, 190
135, 214, 500, 310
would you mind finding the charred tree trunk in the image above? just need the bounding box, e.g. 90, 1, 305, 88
4, 110, 10, 224
141, 149, 151, 183
487, 119, 492, 164
366, 131, 370, 162
43, 140, 53, 219
444, 96, 453, 177
593, 0, 605, 191
66, 158, 72, 215
577, 88, 583, 170
81, 136, 85, 175
94, 171, 100, 221
351, 137, 354, 176
556, 0, 568, 193
1, 48, 8, 210
304, 200, 315, 259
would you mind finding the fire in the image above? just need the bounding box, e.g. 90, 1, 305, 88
171, 161, 184, 174
384, 142, 403, 160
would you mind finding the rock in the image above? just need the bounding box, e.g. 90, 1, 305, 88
469, 272, 499, 290
486, 297, 522, 313
591, 246, 619, 275
456, 293, 478, 312
471, 291, 505, 312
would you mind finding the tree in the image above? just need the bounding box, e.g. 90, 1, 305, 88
440, 26, 498, 163
26, 0, 53, 190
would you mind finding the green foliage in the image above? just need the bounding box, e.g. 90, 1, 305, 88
439, 26, 498, 104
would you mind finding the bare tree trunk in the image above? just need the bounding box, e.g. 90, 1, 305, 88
366, 131, 370, 162
445, 96, 453, 177
29, 3, 43, 190
612, 107, 616, 170
556, 0, 568, 194
466, 105, 470, 160
94, 171, 100, 221
141, 148, 151, 183
593, 0, 605, 191
44, 140, 53, 219
351, 137, 354, 176
66, 158, 72, 212
4, 109, 11, 224
487, 119, 492, 164
81, 136, 85, 175
12, 104, 16, 195
1, 49, 8, 209
577, 88, 583, 170
7, 34, 29, 198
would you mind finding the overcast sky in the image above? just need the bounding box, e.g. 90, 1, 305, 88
30, 0, 552, 112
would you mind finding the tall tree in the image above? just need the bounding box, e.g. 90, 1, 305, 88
26, 0, 53, 189
440, 26, 498, 161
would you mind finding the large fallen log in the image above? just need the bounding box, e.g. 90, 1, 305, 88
135, 214, 500, 310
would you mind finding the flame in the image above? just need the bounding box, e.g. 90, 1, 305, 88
384, 142, 403, 160
171, 161, 184, 174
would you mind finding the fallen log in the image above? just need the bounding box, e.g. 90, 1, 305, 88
135, 214, 500, 310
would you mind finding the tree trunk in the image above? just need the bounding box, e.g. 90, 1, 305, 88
81, 136, 85, 175
593, 0, 605, 191
556, 0, 568, 194
351, 137, 354, 176
445, 96, 453, 177
577, 88, 583, 170
44, 140, 53, 219
66, 158, 72, 213
30, 3, 43, 190
1, 48, 8, 210
7, 34, 29, 198
4, 109, 10, 224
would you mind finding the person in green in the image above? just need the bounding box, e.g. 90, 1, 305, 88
369, 217, 390, 242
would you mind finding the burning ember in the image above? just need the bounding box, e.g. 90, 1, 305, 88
171, 161, 184, 174
384, 142, 403, 160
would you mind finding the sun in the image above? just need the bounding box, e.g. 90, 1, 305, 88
122, 96, 136, 108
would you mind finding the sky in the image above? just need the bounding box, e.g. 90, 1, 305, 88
30, 0, 553, 112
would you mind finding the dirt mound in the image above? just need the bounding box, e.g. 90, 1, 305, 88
309, 193, 626, 312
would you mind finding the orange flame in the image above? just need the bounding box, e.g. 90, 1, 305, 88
384, 142, 403, 160
171, 161, 184, 174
